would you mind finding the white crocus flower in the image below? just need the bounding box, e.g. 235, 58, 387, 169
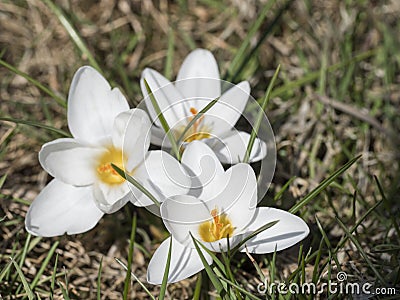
25, 66, 188, 237
147, 142, 309, 284
141, 48, 266, 164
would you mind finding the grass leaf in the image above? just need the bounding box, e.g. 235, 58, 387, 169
0, 117, 71, 137
10, 257, 34, 300
243, 65, 280, 163
176, 96, 220, 145
115, 257, 156, 300
190, 233, 226, 297
144, 79, 181, 160
42, 0, 101, 72
97, 257, 103, 300
159, 237, 173, 300
289, 155, 362, 213
123, 213, 137, 300
0, 59, 66, 107
111, 164, 160, 207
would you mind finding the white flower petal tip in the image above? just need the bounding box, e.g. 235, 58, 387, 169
181, 141, 224, 189
130, 150, 190, 207
147, 237, 212, 284
93, 182, 132, 214
68, 66, 129, 143
240, 207, 310, 254
215, 131, 267, 164
25, 179, 103, 237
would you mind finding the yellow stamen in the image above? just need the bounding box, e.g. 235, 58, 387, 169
96, 147, 125, 185
198, 207, 234, 242
175, 107, 211, 143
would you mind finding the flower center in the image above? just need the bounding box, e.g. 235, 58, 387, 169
96, 147, 125, 185
198, 207, 234, 242
175, 107, 211, 143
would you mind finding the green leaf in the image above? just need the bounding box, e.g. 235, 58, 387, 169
30, 241, 59, 290
143, 79, 181, 160
335, 216, 386, 284
176, 96, 220, 145
42, 0, 101, 72
123, 213, 137, 300
159, 237, 173, 300
10, 257, 34, 300
224, 0, 277, 80
219, 277, 263, 300
0, 59, 66, 107
190, 233, 227, 297
50, 253, 59, 300
232, 220, 279, 255
0, 117, 71, 137
97, 257, 103, 300
289, 155, 362, 213
115, 257, 156, 300
243, 65, 280, 163
111, 164, 160, 207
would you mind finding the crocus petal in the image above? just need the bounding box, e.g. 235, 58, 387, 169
240, 207, 310, 254
181, 141, 224, 189
205, 81, 250, 135
150, 125, 169, 147
175, 49, 221, 105
130, 150, 190, 207
199, 163, 258, 231
112, 108, 151, 171
92, 182, 132, 213
25, 179, 103, 237
147, 236, 212, 284
141, 68, 186, 127
39, 138, 105, 186
161, 163, 256, 248
68, 66, 129, 143
213, 130, 267, 164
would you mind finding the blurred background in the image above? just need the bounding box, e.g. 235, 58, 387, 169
0, 0, 399, 298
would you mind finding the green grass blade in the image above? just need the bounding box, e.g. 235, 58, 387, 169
193, 272, 202, 300
289, 155, 362, 213
30, 241, 59, 290
229, 0, 293, 82
0, 59, 66, 107
111, 164, 160, 207
123, 214, 137, 300
115, 257, 156, 300
97, 257, 103, 300
176, 96, 220, 145
164, 29, 175, 80
243, 65, 280, 163
273, 176, 296, 202
159, 237, 173, 300
219, 277, 262, 300
18, 233, 31, 269
57, 281, 71, 300
0, 117, 71, 137
42, 0, 101, 72
224, 0, 277, 80
50, 253, 58, 300
144, 79, 181, 160
232, 220, 279, 255
190, 234, 226, 297
195, 238, 226, 276
10, 257, 34, 300
0, 174, 7, 189
335, 216, 386, 284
